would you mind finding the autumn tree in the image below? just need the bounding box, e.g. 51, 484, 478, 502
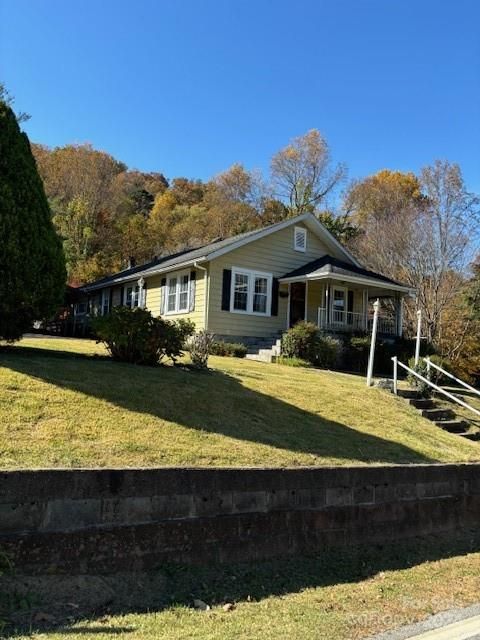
345, 165, 480, 342
271, 129, 346, 215
0, 99, 66, 340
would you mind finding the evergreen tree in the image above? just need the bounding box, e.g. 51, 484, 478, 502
0, 100, 66, 341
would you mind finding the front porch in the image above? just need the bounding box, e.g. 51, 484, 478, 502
280, 255, 412, 338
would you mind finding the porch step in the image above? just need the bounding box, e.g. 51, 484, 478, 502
460, 431, 480, 441
408, 398, 435, 409
436, 419, 468, 433
397, 389, 421, 399
421, 408, 455, 421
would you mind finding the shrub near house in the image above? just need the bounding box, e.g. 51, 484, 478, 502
93, 307, 194, 365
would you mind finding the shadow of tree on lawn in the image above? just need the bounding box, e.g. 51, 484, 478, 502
0, 345, 433, 465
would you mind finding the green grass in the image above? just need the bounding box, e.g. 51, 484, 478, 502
0, 336, 479, 468
5, 532, 480, 639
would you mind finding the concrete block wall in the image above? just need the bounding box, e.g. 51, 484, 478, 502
1, 464, 479, 574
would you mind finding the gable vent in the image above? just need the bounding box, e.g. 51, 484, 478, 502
294, 226, 307, 252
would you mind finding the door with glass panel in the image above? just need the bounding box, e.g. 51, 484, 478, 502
332, 287, 346, 325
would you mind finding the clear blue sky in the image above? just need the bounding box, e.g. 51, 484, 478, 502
1, 0, 479, 194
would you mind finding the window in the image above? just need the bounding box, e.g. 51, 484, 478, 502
253, 276, 268, 313
233, 272, 249, 311
167, 277, 177, 312
125, 285, 140, 309
166, 272, 190, 314
294, 226, 307, 252
231, 267, 272, 316
101, 289, 110, 316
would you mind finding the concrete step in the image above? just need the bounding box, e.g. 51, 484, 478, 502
245, 353, 273, 363
421, 408, 455, 421
460, 432, 480, 441
409, 398, 435, 409
436, 419, 468, 433
397, 389, 421, 399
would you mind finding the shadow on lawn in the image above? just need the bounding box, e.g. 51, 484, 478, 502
0, 345, 433, 465
2, 530, 480, 636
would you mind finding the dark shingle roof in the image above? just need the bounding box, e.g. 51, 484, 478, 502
81, 219, 289, 292
281, 255, 406, 287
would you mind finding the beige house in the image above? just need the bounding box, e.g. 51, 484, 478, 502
78, 213, 412, 347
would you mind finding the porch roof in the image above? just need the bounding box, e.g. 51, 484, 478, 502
279, 255, 413, 293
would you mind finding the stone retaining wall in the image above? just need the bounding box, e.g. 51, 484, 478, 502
1, 464, 479, 573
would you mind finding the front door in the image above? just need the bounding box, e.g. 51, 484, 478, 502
289, 282, 306, 327
332, 286, 346, 324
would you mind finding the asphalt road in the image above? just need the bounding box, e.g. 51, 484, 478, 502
370, 604, 480, 640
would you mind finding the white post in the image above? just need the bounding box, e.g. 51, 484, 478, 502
138, 277, 145, 309
367, 298, 380, 387
426, 356, 431, 380
414, 309, 422, 365
393, 356, 398, 395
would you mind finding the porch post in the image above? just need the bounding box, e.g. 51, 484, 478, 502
304, 280, 309, 322
364, 288, 369, 330
325, 283, 330, 325
396, 296, 404, 337
286, 283, 291, 329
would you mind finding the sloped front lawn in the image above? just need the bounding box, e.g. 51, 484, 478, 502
0, 337, 478, 469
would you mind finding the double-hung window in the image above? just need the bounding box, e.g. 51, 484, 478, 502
125, 285, 140, 308
166, 272, 190, 314
231, 267, 272, 316
101, 289, 110, 316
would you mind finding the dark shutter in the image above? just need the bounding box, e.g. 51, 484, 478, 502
271, 278, 279, 316
221, 269, 232, 311
347, 290, 354, 325
347, 290, 354, 312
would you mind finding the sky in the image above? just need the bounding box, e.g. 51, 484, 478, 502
1, 0, 479, 195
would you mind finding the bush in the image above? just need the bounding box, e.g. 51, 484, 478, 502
276, 356, 312, 367
281, 322, 340, 368
189, 330, 215, 369
92, 307, 195, 365
407, 354, 451, 397
210, 340, 247, 358
281, 321, 319, 361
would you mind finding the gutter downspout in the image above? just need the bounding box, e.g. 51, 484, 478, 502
194, 261, 209, 331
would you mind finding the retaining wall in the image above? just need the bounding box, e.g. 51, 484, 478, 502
1, 464, 479, 573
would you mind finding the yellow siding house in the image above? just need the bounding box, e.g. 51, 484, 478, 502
79, 213, 412, 349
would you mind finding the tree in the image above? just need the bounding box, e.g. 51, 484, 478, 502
271, 129, 346, 215
317, 210, 359, 244
0, 100, 66, 340
345, 165, 480, 342
0, 81, 29, 123
344, 170, 426, 295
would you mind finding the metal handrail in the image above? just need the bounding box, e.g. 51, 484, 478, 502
391, 356, 480, 418
424, 357, 480, 399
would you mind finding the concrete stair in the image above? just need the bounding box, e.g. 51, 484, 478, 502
245, 336, 282, 363
398, 389, 474, 440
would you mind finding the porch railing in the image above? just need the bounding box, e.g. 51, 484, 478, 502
317, 307, 396, 335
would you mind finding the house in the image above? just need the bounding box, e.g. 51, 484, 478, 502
77, 213, 413, 350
